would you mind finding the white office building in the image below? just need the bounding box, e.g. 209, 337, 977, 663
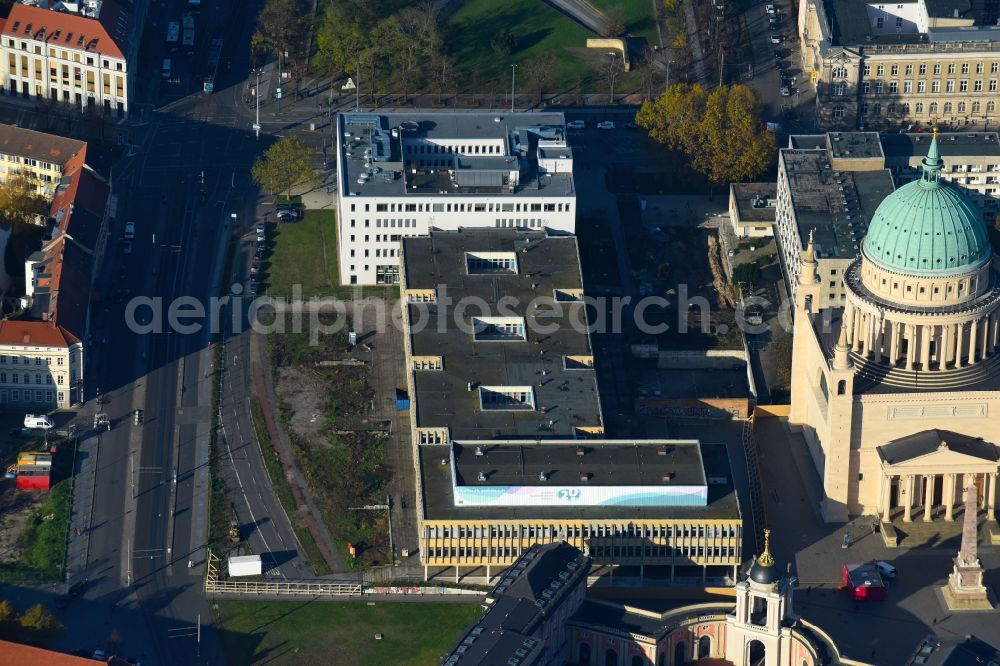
334, 112, 577, 285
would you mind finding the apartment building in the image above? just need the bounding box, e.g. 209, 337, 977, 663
800, 0, 1000, 130
881, 130, 1000, 213
775, 132, 895, 306
400, 229, 743, 583
0, 320, 82, 408
0, 124, 85, 196
335, 112, 576, 285
0, 0, 140, 116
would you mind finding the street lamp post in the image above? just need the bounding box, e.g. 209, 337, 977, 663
510, 64, 517, 113
275, 52, 283, 113
252, 70, 261, 138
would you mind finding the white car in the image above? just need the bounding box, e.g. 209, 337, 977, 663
596, 121, 615, 130
566, 120, 586, 129
124, 221, 135, 240
24, 414, 55, 429
770, 34, 782, 44
766, 3, 777, 13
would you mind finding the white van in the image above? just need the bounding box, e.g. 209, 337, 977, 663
24, 414, 55, 429
162, 59, 172, 78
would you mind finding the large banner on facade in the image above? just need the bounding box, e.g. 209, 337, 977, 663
453, 484, 708, 507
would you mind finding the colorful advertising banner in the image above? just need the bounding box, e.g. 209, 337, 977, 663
453, 484, 708, 507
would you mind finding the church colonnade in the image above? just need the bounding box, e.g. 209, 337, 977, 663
842, 301, 1000, 371
879, 471, 999, 523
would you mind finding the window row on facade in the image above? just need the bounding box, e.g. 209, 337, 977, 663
349, 201, 571, 213
0, 389, 63, 403
860, 62, 1000, 77
423, 522, 741, 540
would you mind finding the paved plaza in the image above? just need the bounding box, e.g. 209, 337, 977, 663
755, 416, 1000, 665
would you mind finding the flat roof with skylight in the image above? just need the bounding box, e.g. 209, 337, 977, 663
401, 229, 603, 440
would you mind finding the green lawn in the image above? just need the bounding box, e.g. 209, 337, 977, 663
445, 0, 595, 90
215, 600, 482, 666
591, 0, 662, 47
266, 210, 340, 299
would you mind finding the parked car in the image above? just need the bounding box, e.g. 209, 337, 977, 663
770, 33, 782, 44
596, 121, 615, 130
123, 240, 132, 254
875, 561, 897, 579
766, 3, 777, 12
248, 281, 258, 295
92, 650, 106, 661
276, 204, 300, 221
780, 86, 792, 96
566, 120, 586, 129
124, 221, 135, 240
255, 221, 266, 235
24, 414, 55, 429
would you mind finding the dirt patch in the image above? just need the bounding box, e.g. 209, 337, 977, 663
275, 366, 331, 443
0, 484, 45, 563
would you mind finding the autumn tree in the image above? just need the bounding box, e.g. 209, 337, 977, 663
637, 83, 777, 185
251, 136, 319, 198
0, 175, 48, 226
18, 603, 61, 645
251, 0, 310, 72
0, 599, 15, 639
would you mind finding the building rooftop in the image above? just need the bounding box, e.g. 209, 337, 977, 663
402, 229, 602, 439
4, 0, 131, 59
731, 183, 777, 223
881, 131, 1000, 161
450, 438, 707, 491
336, 112, 574, 199
441, 542, 591, 666
419, 441, 740, 521
877, 429, 998, 464
904, 634, 1000, 666
0, 320, 80, 347
827, 131, 885, 160
0, 640, 96, 665
0, 124, 85, 165
824, 0, 1000, 46
781, 149, 895, 259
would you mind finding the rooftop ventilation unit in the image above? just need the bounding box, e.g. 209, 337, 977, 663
576, 446, 585, 456
477, 471, 487, 481
539, 471, 548, 482
476, 446, 484, 456
580, 472, 591, 482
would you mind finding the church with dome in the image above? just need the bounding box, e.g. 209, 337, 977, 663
789, 130, 1000, 525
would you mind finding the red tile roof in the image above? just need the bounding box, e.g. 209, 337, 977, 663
3, 3, 127, 60
0, 320, 81, 347
0, 640, 96, 665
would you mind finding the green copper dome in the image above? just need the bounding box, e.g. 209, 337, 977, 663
862, 133, 992, 277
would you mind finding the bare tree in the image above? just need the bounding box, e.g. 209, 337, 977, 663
522, 53, 557, 105
600, 7, 627, 37
602, 52, 625, 103
435, 55, 454, 105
